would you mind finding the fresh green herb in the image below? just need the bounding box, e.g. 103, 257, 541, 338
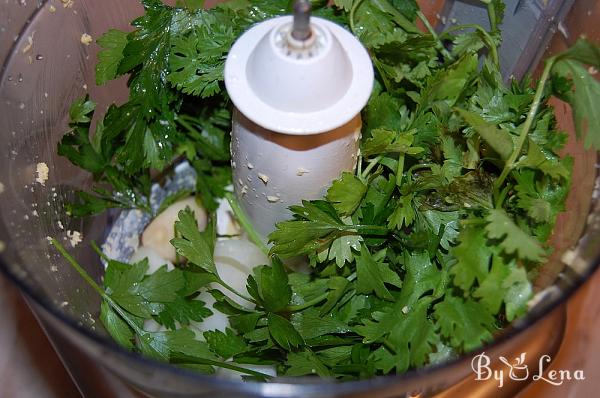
55, 0, 600, 381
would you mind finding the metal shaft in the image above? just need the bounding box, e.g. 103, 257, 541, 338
291, 0, 312, 41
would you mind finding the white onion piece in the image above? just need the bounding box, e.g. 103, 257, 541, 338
143, 319, 167, 333
191, 238, 268, 332
216, 192, 241, 236
142, 197, 207, 263
192, 291, 230, 334
213, 238, 269, 304
130, 246, 174, 274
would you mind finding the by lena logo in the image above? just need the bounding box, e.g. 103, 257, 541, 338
471, 352, 585, 388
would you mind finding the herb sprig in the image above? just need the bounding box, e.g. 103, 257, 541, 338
54, 0, 600, 380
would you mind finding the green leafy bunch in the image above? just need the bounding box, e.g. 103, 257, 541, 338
266, 0, 600, 376
53, 0, 600, 381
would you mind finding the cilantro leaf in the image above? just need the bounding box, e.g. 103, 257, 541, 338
333, 0, 353, 12
451, 222, 492, 291
553, 61, 600, 149
451, 32, 486, 58
502, 266, 532, 321
434, 295, 495, 351
517, 140, 569, 180
357, 299, 438, 371
361, 129, 424, 157
485, 209, 545, 262
397, 251, 444, 306
474, 255, 531, 321
355, 245, 402, 301
456, 108, 513, 160
419, 53, 478, 109
387, 193, 415, 229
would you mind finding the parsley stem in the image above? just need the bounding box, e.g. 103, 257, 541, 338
51, 239, 106, 300
494, 57, 556, 195
187, 359, 271, 379
396, 153, 405, 187
218, 279, 255, 304
225, 192, 270, 256
417, 11, 453, 62
361, 155, 383, 180
53, 239, 268, 378
50, 239, 145, 336
485, 1, 497, 32
349, 0, 365, 35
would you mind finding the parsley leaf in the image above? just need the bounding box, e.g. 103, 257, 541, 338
254, 257, 291, 313
326, 172, 367, 216
268, 313, 304, 351
155, 297, 212, 329
171, 208, 217, 275
100, 301, 135, 350
96, 29, 128, 85
204, 328, 249, 359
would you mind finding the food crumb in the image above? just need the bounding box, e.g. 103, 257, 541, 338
49, 4, 56, 12
21, 33, 34, 54
80, 33, 93, 46
23, 214, 29, 220
258, 173, 269, 184
46, 236, 53, 242
0, 241, 5, 253
36, 162, 49, 185
401, 306, 410, 314
67, 230, 83, 247
61, 0, 74, 8
57, 220, 64, 230
50, 265, 58, 272
32, 210, 38, 217
267, 195, 280, 203
296, 167, 310, 176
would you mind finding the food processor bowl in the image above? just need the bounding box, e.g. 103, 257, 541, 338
0, 0, 599, 397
